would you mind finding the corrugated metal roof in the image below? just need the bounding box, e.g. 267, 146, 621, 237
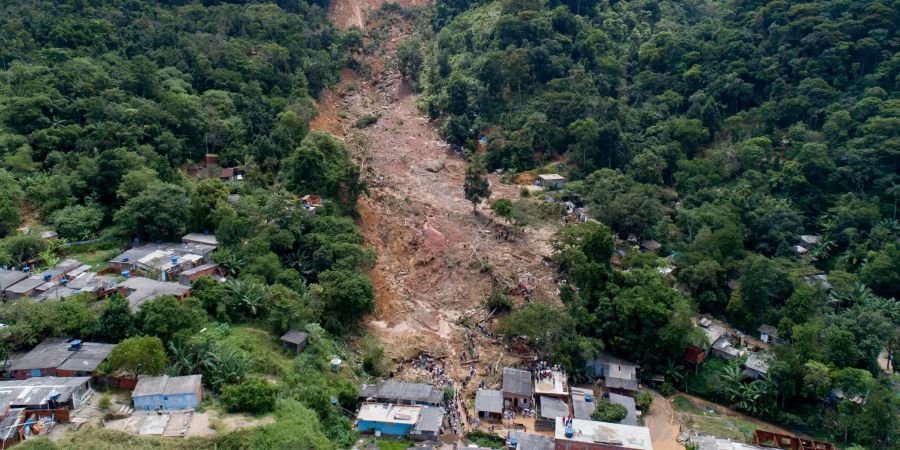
474, 389, 503, 414
502, 368, 533, 397
538, 396, 569, 419
280, 330, 309, 345
7, 338, 114, 372
413, 406, 444, 433
132, 375, 202, 398
0, 377, 91, 407
359, 380, 443, 405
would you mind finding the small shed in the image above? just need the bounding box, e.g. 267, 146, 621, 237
744, 352, 771, 380
474, 389, 503, 420
280, 330, 309, 354
757, 325, 785, 345
537, 174, 566, 191
132, 375, 203, 411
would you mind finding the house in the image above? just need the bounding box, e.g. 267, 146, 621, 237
536, 174, 566, 191
757, 325, 786, 345
689, 434, 768, 450
608, 393, 638, 426
118, 277, 190, 311
358, 380, 444, 406
474, 389, 503, 420
502, 368, 534, 409
508, 431, 554, 450
0, 376, 93, 417
640, 240, 662, 252
711, 338, 744, 361
2, 276, 44, 299
536, 395, 569, 431
410, 406, 444, 441
754, 429, 835, 450
684, 318, 731, 364
280, 330, 309, 354
181, 233, 218, 246
178, 263, 221, 286
355, 403, 422, 437
6, 338, 115, 380
132, 375, 203, 411
534, 367, 568, 399
301, 195, 323, 215
571, 387, 595, 420
744, 352, 772, 379
586, 354, 640, 394
0, 404, 26, 448
0, 270, 28, 294
555, 417, 653, 450
109, 242, 216, 281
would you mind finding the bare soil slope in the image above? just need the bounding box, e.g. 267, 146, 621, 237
313, 2, 561, 361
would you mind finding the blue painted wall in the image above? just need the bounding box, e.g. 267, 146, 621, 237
357, 420, 413, 436
134, 393, 198, 411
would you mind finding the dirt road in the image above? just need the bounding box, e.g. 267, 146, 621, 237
313, 1, 561, 365
645, 391, 684, 450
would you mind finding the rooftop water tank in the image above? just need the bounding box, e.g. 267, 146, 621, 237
69, 340, 82, 351
565, 426, 574, 438
171, 256, 178, 264
122, 256, 129, 262
122, 270, 130, 278
43, 273, 51, 282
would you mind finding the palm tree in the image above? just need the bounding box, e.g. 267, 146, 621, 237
663, 359, 686, 392
212, 248, 245, 276
224, 279, 266, 318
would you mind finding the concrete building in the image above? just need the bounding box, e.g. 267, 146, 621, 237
744, 352, 772, 380
536, 395, 570, 431
132, 375, 203, 411
178, 263, 221, 286
537, 174, 567, 191
358, 381, 444, 406
0, 376, 93, 413
474, 389, 503, 420
118, 277, 190, 311
555, 417, 653, 450
502, 368, 534, 409
280, 330, 309, 354
587, 355, 640, 394
181, 233, 218, 246
410, 406, 444, 441
6, 338, 115, 380
571, 387, 596, 421
508, 431, 555, 450
535, 367, 569, 399
356, 403, 421, 437
109, 242, 216, 281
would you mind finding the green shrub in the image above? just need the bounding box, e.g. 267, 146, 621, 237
354, 114, 380, 128
591, 400, 628, 423
98, 394, 111, 410
220, 376, 277, 414
634, 391, 653, 413
659, 382, 676, 397
484, 288, 513, 312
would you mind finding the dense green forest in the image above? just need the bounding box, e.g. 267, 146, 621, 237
420, 0, 898, 447
0, 0, 374, 448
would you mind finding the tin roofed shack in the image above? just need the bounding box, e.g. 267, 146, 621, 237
354, 403, 444, 440
358, 380, 444, 406
132, 375, 203, 411
6, 338, 115, 380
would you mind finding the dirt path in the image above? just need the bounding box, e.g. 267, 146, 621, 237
314, 2, 561, 365
645, 391, 684, 450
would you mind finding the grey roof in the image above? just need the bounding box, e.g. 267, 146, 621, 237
641, 240, 662, 251
0, 270, 27, 289
4, 276, 44, 294
745, 352, 771, 374
508, 431, 554, 450
539, 174, 565, 181
757, 324, 778, 337
359, 380, 443, 405
181, 233, 218, 246
120, 277, 190, 311
7, 338, 114, 372
502, 368, 533, 397
538, 396, 569, 420
0, 408, 24, 440
414, 406, 444, 433
179, 263, 220, 277
474, 389, 503, 414
280, 330, 309, 345
571, 387, 596, 420
110, 242, 216, 271
688, 434, 768, 450
133, 375, 202, 398
34, 287, 79, 302
0, 377, 91, 407
589, 354, 640, 391
608, 392, 638, 426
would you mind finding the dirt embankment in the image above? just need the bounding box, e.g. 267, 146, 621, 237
313, 1, 561, 362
